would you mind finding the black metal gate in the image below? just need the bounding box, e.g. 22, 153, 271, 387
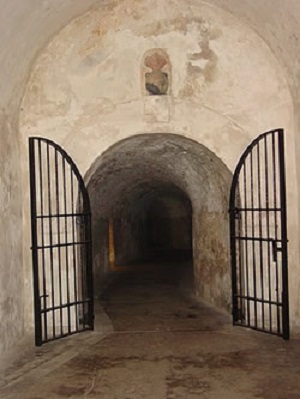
229, 129, 289, 339
29, 137, 94, 346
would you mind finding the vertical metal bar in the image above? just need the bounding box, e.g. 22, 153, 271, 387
29, 138, 43, 346
85, 209, 94, 330
257, 142, 265, 329
62, 157, 71, 334
243, 163, 250, 326
264, 135, 273, 332
78, 193, 85, 328
71, 172, 79, 331
38, 140, 48, 342
237, 186, 243, 324
278, 129, 289, 340
271, 133, 281, 334
250, 151, 258, 328
46, 143, 56, 338
54, 149, 63, 336
230, 184, 238, 323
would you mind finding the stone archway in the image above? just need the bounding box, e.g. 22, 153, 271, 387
85, 133, 232, 312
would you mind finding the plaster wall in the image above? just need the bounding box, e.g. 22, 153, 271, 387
0, 107, 23, 356
0, 0, 99, 357
19, 1, 300, 331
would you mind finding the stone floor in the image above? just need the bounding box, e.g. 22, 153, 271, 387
1, 261, 300, 399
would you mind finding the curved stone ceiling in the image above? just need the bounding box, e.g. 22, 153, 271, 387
86, 133, 232, 218
1, 0, 300, 112
0, 0, 97, 109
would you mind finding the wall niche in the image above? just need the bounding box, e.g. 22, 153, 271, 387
143, 49, 171, 96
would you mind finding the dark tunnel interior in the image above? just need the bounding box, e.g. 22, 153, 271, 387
113, 183, 193, 266
86, 134, 232, 310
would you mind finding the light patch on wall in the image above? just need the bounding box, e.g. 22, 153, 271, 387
190, 58, 210, 69
108, 219, 137, 272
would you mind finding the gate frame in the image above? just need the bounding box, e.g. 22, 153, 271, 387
229, 128, 289, 340
29, 137, 94, 346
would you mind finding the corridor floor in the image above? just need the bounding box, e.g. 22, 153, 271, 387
1, 262, 300, 399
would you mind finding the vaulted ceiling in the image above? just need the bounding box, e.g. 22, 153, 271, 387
1, 0, 300, 113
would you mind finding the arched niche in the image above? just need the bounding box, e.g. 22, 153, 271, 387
142, 49, 172, 96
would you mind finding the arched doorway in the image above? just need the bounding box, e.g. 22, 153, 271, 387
85, 133, 232, 312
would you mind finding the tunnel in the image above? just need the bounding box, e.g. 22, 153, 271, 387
111, 182, 193, 266
85, 133, 233, 312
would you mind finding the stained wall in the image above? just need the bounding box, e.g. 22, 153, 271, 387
17, 0, 299, 337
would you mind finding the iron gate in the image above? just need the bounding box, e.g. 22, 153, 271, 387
29, 137, 94, 346
229, 129, 289, 339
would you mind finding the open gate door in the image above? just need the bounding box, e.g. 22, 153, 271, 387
29, 137, 94, 346
229, 129, 289, 339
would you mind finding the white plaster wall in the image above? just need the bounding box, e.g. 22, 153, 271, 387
19, 0, 300, 333
20, 0, 295, 172
0, 0, 98, 357
0, 108, 23, 355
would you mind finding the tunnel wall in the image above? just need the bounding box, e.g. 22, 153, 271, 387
194, 211, 231, 309
19, 0, 300, 330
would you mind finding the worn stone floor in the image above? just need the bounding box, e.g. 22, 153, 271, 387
1, 261, 300, 399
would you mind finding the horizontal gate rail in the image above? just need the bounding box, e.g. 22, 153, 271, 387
40, 299, 92, 313
35, 212, 90, 219
233, 207, 281, 212
35, 241, 90, 250
234, 237, 283, 242
237, 296, 282, 306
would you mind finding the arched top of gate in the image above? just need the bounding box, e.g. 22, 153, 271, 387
229, 128, 284, 210
29, 136, 91, 212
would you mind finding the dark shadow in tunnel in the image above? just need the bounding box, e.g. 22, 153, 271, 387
85, 133, 232, 313
113, 182, 193, 266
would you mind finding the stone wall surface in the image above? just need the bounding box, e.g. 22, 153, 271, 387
1, 0, 300, 354
19, 0, 300, 331
0, 0, 97, 357
0, 107, 23, 356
